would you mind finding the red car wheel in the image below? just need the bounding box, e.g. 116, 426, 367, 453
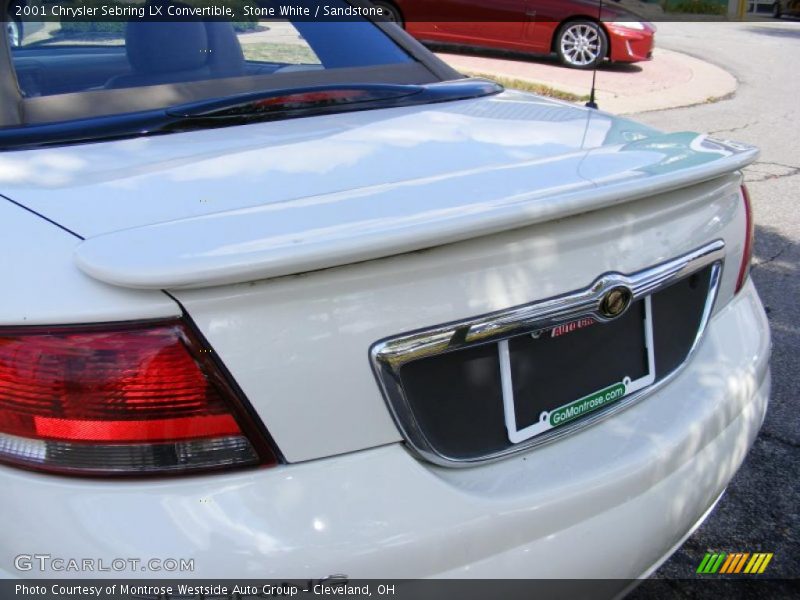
556, 20, 608, 69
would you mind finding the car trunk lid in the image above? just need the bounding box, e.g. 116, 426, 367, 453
0, 90, 756, 289
0, 91, 758, 463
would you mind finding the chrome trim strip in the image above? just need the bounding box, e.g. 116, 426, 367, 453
369, 240, 726, 467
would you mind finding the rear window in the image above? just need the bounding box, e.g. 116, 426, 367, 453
2, 1, 445, 127
11, 8, 413, 98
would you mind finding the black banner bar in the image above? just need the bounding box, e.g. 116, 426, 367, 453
3, 579, 800, 600
0, 0, 786, 24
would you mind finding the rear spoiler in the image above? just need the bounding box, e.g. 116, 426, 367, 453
74, 135, 758, 290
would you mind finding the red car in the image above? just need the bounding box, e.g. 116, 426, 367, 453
371, 0, 656, 69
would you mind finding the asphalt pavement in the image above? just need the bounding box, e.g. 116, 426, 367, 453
632, 21, 800, 581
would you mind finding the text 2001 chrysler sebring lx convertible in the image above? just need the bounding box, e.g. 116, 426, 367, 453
0, 4, 770, 583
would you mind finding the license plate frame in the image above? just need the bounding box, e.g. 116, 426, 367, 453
500, 296, 656, 444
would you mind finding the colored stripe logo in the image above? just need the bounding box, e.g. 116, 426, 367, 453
697, 552, 773, 574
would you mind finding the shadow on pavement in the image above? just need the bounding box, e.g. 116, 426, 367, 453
651, 223, 800, 582
744, 25, 800, 38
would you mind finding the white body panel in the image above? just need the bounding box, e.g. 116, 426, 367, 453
0, 200, 178, 326
2, 93, 650, 237
173, 175, 746, 462
0, 282, 770, 579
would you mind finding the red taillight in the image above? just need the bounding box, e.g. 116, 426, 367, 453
0, 320, 278, 475
735, 184, 755, 294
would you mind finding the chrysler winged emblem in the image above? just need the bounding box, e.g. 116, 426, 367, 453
599, 286, 633, 318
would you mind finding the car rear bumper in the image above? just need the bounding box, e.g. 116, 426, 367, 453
0, 280, 770, 580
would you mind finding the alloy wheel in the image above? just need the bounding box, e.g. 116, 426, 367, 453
559, 22, 604, 68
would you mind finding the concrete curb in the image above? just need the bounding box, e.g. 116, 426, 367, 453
437, 48, 737, 115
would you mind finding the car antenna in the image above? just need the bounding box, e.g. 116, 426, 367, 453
585, 0, 604, 110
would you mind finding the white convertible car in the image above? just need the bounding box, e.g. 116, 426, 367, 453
0, 4, 770, 584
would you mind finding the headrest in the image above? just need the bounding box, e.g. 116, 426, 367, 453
125, 20, 209, 75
